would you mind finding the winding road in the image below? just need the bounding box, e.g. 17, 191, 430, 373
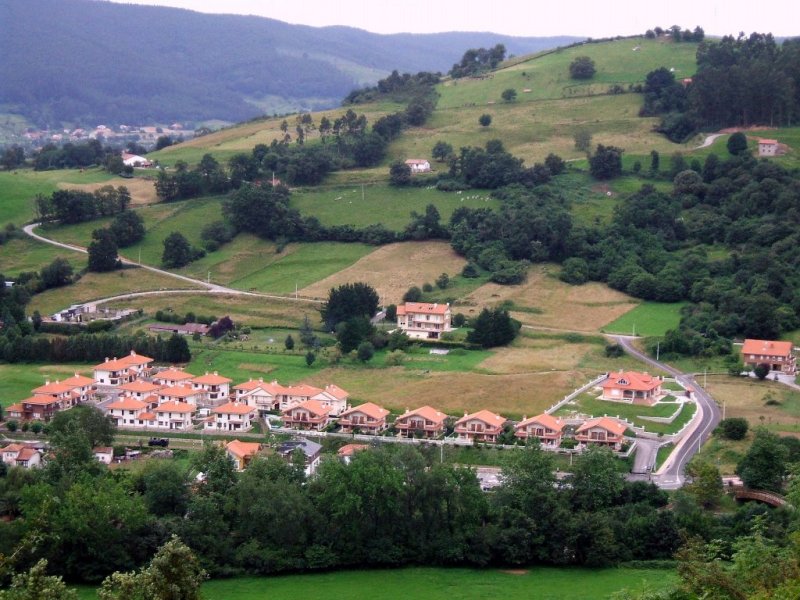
610, 335, 721, 489
22, 222, 323, 307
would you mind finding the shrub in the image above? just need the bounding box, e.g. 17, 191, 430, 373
605, 343, 625, 358
403, 286, 422, 302
6, 420, 18, 432
718, 417, 748, 440
422, 282, 434, 293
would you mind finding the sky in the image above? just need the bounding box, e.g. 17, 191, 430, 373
106, 0, 799, 38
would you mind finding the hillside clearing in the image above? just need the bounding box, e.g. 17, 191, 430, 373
300, 241, 467, 304
704, 375, 800, 432
604, 302, 686, 337
458, 264, 638, 331
60, 176, 159, 205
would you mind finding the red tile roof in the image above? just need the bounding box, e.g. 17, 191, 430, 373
516, 413, 565, 432
340, 402, 389, 421
107, 397, 148, 411
338, 444, 369, 457
213, 402, 255, 415
159, 385, 199, 399
154, 401, 196, 414
741, 339, 793, 357
156, 368, 195, 381
32, 381, 74, 395
94, 351, 153, 370
282, 384, 323, 397
192, 372, 233, 385
118, 380, 163, 393
282, 399, 331, 417
226, 440, 261, 459
62, 374, 94, 387
602, 371, 662, 393
319, 384, 349, 400
16, 448, 38, 461
576, 417, 627, 436
455, 410, 506, 427
398, 405, 448, 424
758, 139, 778, 145
397, 302, 450, 316
21, 395, 61, 406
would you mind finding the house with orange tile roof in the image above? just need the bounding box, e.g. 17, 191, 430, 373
153, 367, 195, 387
278, 384, 325, 411
234, 379, 287, 415
205, 402, 256, 432
601, 371, 664, 406
191, 372, 233, 404
338, 402, 390, 434
93, 351, 153, 386
106, 397, 151, 427
7, 396, 65, 422
281, 400, 332, 431
514, 413, 566, 447
157, 384, 204, 405
396, 302, 452, 340
337, 443, 369, 463
32, 373, 95, 407
575, 417, 627, 450
1, 443, 42, 469
395, 405, 449, 438
741, 339, 796, 375
93, 447, 114, 464
117, 380, 164, 400
758, 139, 779, 157
454, 410, 507, 443
310, 384, 350, 415
153, 401, 196, 430
225, 440, 262, 471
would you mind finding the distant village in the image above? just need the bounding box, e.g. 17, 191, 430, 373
13, 122, 196, 150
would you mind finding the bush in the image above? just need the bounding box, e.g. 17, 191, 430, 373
422, 282, 434, 293
569, 56, 596, 79
605, 343, 625, 358
479, 114, 492, 127
452, 313, 467, 327
6, 420, 18, 432
403, 286, 423, 302
754, 363, 770, 380
30, 421, 43, 434
462, 263, 480, 278
718, 418, 748, 440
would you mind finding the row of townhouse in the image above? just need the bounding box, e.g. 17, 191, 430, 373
5, 373, 95, 422
279, 401, 628, 451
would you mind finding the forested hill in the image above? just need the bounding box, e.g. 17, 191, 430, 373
0, 0, 580, 128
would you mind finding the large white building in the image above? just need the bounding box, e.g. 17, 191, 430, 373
396, 302, 452, 340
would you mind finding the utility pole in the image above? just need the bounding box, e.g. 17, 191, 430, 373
656, 341, 660, 361
207, 271, 210, 285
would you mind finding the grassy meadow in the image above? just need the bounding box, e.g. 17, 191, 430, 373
703, 375, 800, 434
73, 565, 679, 600
0, 364, 94, 408
604, 302, 686, 337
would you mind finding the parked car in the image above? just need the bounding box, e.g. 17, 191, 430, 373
148, 437, 169, 447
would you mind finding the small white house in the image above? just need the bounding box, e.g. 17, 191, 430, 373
404, 159, 431, 173
121, 152, 152, 168
758, 139, 779, 157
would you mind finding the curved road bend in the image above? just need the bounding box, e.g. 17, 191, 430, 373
22, 223, 323, 305
610, 335, 721, 489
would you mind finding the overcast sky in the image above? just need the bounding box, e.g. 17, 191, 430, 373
106, 0, 798, 37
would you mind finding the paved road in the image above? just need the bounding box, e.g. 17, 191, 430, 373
22, 222, 324, 309
610, 335, 721, 489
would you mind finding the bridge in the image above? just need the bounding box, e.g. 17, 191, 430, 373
730, 486, 792, 509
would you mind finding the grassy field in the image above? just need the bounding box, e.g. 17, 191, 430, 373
106, 293, 320, 329
604, 302, 686, 336
0, 236, 84, 276
0, 167, 115, 227
703, 375, 800, 433
290, 183, 500, 230
0, 364, 94, 408
74, 565, 678, 600
459, 264, 638, 331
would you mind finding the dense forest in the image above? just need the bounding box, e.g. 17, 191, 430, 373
0, 0, 578, 127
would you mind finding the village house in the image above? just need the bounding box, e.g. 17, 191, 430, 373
93, 351, 154, 386
93, 447, 114, 465
5, 396, 64, 422
404, 158, 431, 173
191, 372, 233, 404
153, 367, 195, 387
225, 440, 262, 471
758, 139, 780, 157
278, 384, 325, 411
206, 402, 256, 432
117, 380, 163, 401
157, 384, 204, 405
396, 302, 452, 340
514, 413, 565, 447
276, 438, 322, 476
741, 338, 796, 375
601, 370, 664, 406
153, 401, 196, 430
1, 443, 42, 469
454, 410, 507, 443
310, 384, 350, 415
575, 417, 627, 450
32, 374, 95, 407
106, 397, 151, 427
121, 152, 152, 168
337, 444, 368, 464
149, 322, 209, 336
337, 402, 390, 435
235, 379, 287, 415
281, 400, 333, 431
394, 405, 449, 438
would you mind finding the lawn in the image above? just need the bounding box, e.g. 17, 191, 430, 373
0, 167, 115, 227
74, 565, 679, 600
461, 264, 638, 332
290, 183, 500, 231
703, 375, 800, 432
0, 236, 84, 276
603, 302, 686, 337
0, 363, 94, 408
